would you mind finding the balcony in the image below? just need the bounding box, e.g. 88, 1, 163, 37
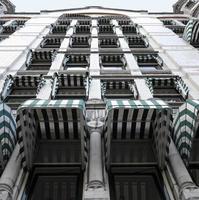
50, 25, 68, 35
51, 73, 89, 100
74, 25, 91, 34
40, 37, 63, 49
127, 35, 149, 48
1, 75, 43, 110
56, 19, 71, 26
77, 20, 91, 26
134, 53, 166, 74
98, 18, 111, 25
99, 37, 120, 48
146, 77, 189, 112
63, 54, 89, 70
121, 25, 137, 35
98, 25, 115, 35
25, 50, 56, 72
102, 80, 138, 100
70, 36, 90, 48
118, 19, 131, 26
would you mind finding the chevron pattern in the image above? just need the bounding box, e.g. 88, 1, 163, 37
183, 19, 194, 43
173, 100, 199, 165
0, 103, 16, 169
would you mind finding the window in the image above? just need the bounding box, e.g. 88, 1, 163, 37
118, 19, 131, 26
121, 25, 137, 35
70, 36, 90, 48
26, 170, 83, 200
160, 19, 185, 37
102, 80, 138, 100
169, 26, 185, 35
63, 54, 89, 70
50, 25, 68, 35
127, 36, 149, 48
100, 54, 126, 69
161, 19, 175, 26
146, 77, 189, 111
25, 50, 56, 72
0, 25, 18, 35
98, 25, 115, 35
99, 37, 119, 48
77, 20, 91, 26
51, 73, 89, 100
0, 19, 8, 25
2, 75, 42, 110
180, 19, 189, 25
185, 0, 196, 9
40, 37, 63, 49
74, 25, 91, 34
56, 19, 71, 26
134, 53, 165, 74
98, 17, 111, 25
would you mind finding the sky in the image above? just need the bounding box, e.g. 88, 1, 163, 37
11, 0, 177, 12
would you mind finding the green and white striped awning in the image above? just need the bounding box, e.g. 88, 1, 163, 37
183, 19, 199, 44
0, 103, 16, 169
19, 99, 85, 110
105, 100, 172, 170
106, 99, 169, 110
16, 99, 87, 170
173, 99, 199, 165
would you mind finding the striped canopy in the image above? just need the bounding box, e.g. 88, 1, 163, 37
104, 100, 172, 170
173, 100, 199, 165
16, 99, 87, 170
183, 19, 199, 44
0, 103, 16, 169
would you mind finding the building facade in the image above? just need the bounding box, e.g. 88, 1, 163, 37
0, 1, 198, 200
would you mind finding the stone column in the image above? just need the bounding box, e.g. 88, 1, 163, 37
87, 121, 104, 189
0, 144, 21, 200
169, 140, 199, 200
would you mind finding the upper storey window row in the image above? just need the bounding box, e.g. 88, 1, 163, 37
98, 17, 111, 25
101, 80, 138, 100
185, 0, 197, 9
74, 25, 91, 34
0, 20, 26, 40
59, 13, 91, 19
127, 35, 149, 48
121, 25, 138, 35
161, 19, 186, 37
99, 36, 120, 48
69, 36, 90, 48
118, 19, 132, 26
56, 19, 71, 26
133, 53, 170, 74
40, 37, 63, 49
0, 19, 8, 25
1, 75, 43, 110
98, 25, 115, 35
77, 20, 91, 26
180, 20, 189, 25
25, 50, 56, 72
49, 24, 69, 35
100, 54, 126, 69
63, 54, 89, 70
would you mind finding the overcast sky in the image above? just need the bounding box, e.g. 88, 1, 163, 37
11, 0, 177, 12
